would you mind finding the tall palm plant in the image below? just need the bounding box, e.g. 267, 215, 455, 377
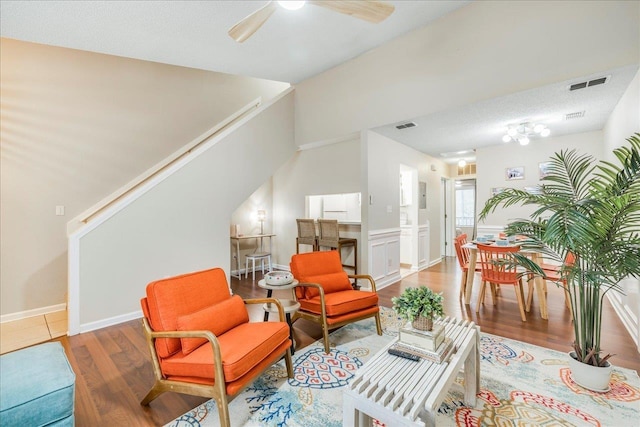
479, 134, 640, 367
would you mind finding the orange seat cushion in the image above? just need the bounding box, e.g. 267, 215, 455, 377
299, 289, 378, 317
161, 321, 290, 383
145, 268, 232, 358
177, 295, 249, 355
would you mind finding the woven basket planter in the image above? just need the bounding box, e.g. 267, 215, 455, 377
411, 315, 433, 331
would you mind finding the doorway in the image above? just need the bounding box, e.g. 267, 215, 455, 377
399, 164, 417, 277
441, 177, 454, 257
454, 179, 476, 239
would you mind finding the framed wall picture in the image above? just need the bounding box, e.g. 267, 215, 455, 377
539, 161, 552, 179
505, 166, 525, 180
491, 187, 505, 197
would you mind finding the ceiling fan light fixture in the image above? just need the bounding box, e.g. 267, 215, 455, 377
502, 135, 512, 143
519, 136, 530, 146
540, 128, 551, 137
278, 1, 306, 10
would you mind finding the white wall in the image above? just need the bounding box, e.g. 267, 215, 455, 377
230, 179, 274, 277
603, 69, 640, 158
602, 68, 640, 350
0, 38, 289, 318
272, 138, 361, 270
294, 1, 639, 146
365, 131, 447, 267
476, 131, 604, 228
74, 92, 295, 330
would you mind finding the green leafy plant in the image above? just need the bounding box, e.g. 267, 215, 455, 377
479, 134, 640, 367
392, 286, 444, 322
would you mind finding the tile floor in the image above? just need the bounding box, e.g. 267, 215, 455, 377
0, 310, 67, 355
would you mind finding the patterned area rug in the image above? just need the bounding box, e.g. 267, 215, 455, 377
166, 308, 640, 426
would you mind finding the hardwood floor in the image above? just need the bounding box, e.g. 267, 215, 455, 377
53, 257, 638, 426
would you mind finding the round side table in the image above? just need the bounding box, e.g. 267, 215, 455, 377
257, 278, 300, 354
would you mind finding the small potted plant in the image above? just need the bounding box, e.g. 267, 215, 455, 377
392, 286, 444, 331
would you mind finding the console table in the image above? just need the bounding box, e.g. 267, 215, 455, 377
230, 234, 275, 279
343, 317, 480, 427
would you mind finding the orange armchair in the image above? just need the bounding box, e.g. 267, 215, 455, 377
139, 267, 293, 426
290, 251, 382, 354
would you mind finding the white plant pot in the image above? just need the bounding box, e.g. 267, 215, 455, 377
568, 351, 613, 392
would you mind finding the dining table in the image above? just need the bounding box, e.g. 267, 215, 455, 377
462, 241, 548, 319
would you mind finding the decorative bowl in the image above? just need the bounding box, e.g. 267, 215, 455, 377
264, 271, 294, 286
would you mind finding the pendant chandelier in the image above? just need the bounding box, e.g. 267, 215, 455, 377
502, 122, 550, 146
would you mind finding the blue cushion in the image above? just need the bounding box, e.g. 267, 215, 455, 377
0, 342, 75, 426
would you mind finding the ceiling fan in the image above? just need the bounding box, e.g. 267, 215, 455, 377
228, 1, 395, 43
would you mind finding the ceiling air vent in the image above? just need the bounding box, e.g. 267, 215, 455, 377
569, 82, 587, 91
588, 77, 607, 87
569, 76, 608, 91
565, 111, 585, 120
395, 122, 417, 130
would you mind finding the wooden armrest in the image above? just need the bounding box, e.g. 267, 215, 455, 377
141, 318, 223, 359
348, 274, 377, 292
244, 298, 285, 321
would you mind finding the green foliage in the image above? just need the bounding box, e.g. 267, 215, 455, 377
392, 286, 444, 322
479, 133, 640, 367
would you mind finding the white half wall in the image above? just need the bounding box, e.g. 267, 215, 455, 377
73, 91, 296, 331
365, 131, 447, 274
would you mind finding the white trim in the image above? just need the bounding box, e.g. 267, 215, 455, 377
607, 291, 640, 352
68, 234, 80, 335
368, 227, 402, 238
68, 96, 264, 234
79, 310, 142, 334
375, 272, 403, 290
297, 132, 359, 151
0, 303, 67, 323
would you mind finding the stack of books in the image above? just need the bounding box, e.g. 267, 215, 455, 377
394, 322, 456, 363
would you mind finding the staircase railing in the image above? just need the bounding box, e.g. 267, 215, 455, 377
68, 97, 262, 233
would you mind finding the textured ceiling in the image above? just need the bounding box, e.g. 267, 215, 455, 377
1, 1, 636, 162
0, 0, 470, 83
373, 64, 639, 162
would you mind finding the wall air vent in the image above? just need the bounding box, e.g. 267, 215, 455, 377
565, 111, 585, 120
395, 122, 417, 130
569, 76, 608, 91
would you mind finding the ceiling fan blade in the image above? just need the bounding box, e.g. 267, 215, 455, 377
309, 0, 395, 23
228, 1, 278, 43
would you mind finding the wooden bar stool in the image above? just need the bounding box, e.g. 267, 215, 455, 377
317, 219, 357, 274
296, 218, 318, 253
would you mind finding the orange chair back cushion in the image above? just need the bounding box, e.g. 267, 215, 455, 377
177, 294, 249, 355
144, 267, 236, 358
290, 251, 352, 299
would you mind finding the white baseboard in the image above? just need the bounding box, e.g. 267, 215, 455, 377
78, 310, 142, 334
1, 303, 67, 324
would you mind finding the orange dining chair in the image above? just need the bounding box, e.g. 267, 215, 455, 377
453, 233, 482, 299
290, 251, 382, 353
139, 267, 293, 427
476, 243, 529, 321
528, 252, 575, 313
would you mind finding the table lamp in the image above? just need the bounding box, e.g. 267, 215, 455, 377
257, 209, 266, 234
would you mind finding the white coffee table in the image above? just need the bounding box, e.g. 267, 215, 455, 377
343, 317, 480, 427
257, 278, 300, 354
